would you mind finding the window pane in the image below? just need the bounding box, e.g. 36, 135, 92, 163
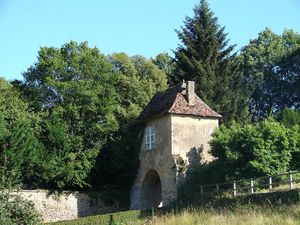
145, 126, 155, 150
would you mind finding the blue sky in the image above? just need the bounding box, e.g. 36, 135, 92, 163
0, 0, 299, 80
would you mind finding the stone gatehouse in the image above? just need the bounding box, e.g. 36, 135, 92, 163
130, 81, 221, 209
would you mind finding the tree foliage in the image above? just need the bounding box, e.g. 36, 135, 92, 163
151, 52, 175, 85
8, 42, 167, 191
0, 78, 42, 187
109, 53, 167, 126
22, 41, 120, 144
172, 0, 250, 123
240, 29, 300, 120
16, 42, 121, 189
210, 119, 298, 180
276, 108, 300, 128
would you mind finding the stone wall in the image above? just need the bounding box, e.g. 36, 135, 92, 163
16, 190, 119, 223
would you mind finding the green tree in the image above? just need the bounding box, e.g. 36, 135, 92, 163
5, 119, 44, 187
16, 44, 168, 191
36, 110, 101, 190
17, 41, 120, 189
109, 53, 167, 126
277, 108, 300, 128
0, 78, 44, 187
151, 52, 175, 85
172, 0, 249, 123
210, 119, 297, 180
240, 29, 300, 120
0, 78, 32, 124
276, 108, 300, 169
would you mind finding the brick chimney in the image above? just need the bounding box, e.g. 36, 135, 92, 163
186, 81, 195, 106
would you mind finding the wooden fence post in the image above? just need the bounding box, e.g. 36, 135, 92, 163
216, 184, 219, 192
289, 171, 293, 189
269, 176, 272, 191
233, 181, 237, 197
250, 178, 254, 194
200, 185, 203, 195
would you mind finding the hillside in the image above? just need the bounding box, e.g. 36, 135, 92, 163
51, 189, 300, 225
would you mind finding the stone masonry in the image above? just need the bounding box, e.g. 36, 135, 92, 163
130, 81, 220, 209
16, 190, 119, 223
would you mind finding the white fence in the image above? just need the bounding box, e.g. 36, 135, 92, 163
199, 171, 300, 197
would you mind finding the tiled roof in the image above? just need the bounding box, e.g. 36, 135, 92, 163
134, 82, 221, 124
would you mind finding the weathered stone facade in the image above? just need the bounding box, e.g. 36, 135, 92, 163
130, 115, 176, 209
130, 81, 220, 209
17, 190, 119, 223
130, 114, 219, 209
171, 114, 219, 163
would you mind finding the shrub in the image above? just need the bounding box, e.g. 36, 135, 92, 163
0, 190, 42, 225
210, 119, 297, 180
178, 119, 299, 203
0, 166, 42, 224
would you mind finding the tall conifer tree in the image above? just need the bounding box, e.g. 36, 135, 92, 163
173, 0, 249, 123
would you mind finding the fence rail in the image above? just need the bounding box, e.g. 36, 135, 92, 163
199, 170, 300, 197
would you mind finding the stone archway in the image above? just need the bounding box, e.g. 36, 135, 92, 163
140, 169, 162, 209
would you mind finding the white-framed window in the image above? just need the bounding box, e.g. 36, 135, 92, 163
145, 127, 155, 150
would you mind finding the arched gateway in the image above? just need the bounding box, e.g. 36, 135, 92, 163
140, 170, 162, 209
130, 81, 221, 209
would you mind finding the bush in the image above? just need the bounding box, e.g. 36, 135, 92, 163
210, 119, 298, 180
178, 119, 300, 203
0, 190, 42, 225
0, 165, 42, 225
178, 161, 224, 203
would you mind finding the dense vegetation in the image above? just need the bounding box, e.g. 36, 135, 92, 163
0, 0, 299, 212
179, 116, 300, 202
171, 0, 249, 123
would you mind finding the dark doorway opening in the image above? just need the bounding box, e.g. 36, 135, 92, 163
140, 169, 162, 209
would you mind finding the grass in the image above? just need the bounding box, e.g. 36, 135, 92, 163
48, 210, 144, 225
49, 204, 300, 225
49, 190, 300, 225
148, 204, 300, 225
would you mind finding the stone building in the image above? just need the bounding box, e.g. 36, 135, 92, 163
130, 81, 221, 209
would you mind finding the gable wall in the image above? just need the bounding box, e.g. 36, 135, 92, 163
171, 114, 219, 163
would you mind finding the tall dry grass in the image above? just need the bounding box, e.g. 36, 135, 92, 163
143, 204, 300, 225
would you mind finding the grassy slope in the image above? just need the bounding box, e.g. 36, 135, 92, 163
50, 204, 300, 225
50, 190, 300, 225
150, 205, 300, 225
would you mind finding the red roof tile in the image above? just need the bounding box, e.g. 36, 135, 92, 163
134, 81, 221, 124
